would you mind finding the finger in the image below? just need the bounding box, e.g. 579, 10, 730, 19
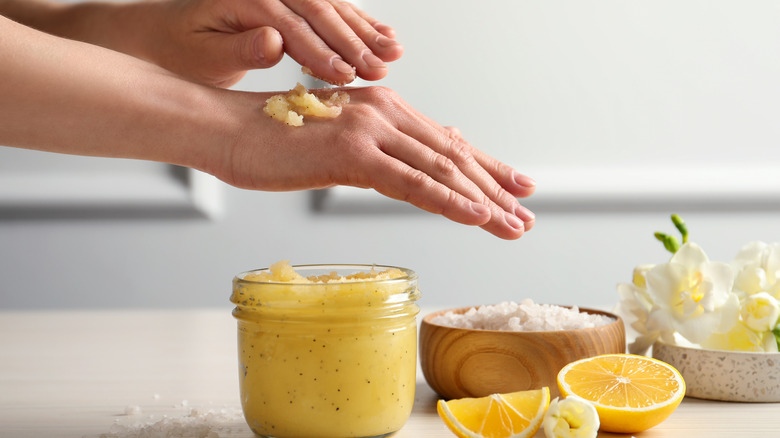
522, 213, 536, 232
470, 146, 536, 199
470, 146, 537, 231
411, 118, 528, 211
447, 131, 535, 230
444, 126, 534, 198
396, 113, 533, 237
378, 130, 495, 212
281, 0, 391, 82
329, 1, 403, 64
450, 138, 536, 232
358, 144, 495, 228
443, 126, 462, 137
260, 0, 354, 85
343, 1, 397, 38
371, 115, 524, 239
200, 26, 284, 72
449, 134, 536, 229
379, 137, 525, 239
400, 119, 529, 234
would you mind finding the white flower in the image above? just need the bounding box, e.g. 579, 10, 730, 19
732, 241, 780, 299
740, 292, 780, 333
618, 236, 780, 352
543, 396, 599, 438
701, 319, 779, 353
617, 264, 658, 354
644, 243, 739, 344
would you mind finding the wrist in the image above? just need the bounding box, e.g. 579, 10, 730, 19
0, 16, 237, 175
164, 86, 247, 180
183, 88, 275, 188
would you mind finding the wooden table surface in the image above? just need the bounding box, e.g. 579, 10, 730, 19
1, 309, 778, 438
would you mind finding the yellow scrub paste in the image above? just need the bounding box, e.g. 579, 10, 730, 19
231, 262, 421, 438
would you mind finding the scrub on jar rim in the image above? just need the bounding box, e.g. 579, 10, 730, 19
231, 262, 421, 438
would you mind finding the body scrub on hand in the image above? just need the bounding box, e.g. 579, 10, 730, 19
263, 83, 350, 126
231, 261, 420, 438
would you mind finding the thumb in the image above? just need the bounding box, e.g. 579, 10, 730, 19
225, 26, 284, 70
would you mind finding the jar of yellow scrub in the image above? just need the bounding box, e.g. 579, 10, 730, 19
231, 262, 421, 438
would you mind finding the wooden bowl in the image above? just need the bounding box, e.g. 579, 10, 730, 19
419, 306, 626, 400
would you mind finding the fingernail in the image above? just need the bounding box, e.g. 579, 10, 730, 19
376, 35, 398, 48
505, 212, 525, 230
514, 172, 536, 188
523, 218, 535, 232
471, 202, 490, 216
362, 51, 386, 69
332, 57, 356, 75
374, 22, 396, 38
515, 205, 535, 222
261, 28, 283, 62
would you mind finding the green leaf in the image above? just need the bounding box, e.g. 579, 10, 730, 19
773, 324, 780, 351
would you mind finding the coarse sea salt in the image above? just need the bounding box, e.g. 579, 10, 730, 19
101, 406, 247, 438
430, 299, 614, 331
123, 405, 142, 416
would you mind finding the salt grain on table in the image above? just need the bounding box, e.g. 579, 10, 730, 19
101, 407, 247, 438
431, 299, 613, 331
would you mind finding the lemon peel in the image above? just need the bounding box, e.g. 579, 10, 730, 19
437, 388, 550, 438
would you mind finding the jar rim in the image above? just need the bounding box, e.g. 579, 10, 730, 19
233, 264, 418, 286
231, 264, 420, 310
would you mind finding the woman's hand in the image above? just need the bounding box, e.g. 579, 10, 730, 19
123, 0, 404, 87
217, 86, 536, 239
1, 14, 532, 239
0, 0, 402, 88
155, 0, 404, 87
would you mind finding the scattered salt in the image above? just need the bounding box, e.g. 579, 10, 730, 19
431, 299, 613, 331
101, 406, 247, 438
124, 406, 142, 416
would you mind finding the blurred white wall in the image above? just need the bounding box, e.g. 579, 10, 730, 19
2, 0, 780, 310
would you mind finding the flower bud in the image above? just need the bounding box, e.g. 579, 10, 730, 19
543, 396, 599, 438
741, 292, 780, 332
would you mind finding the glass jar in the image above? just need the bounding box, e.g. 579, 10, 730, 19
231, 264, 421, 438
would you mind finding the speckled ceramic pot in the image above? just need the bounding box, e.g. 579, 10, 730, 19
653, 342, 780, 402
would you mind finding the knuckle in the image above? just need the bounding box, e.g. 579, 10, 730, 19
346, 101, 380, 123
432, 154, 459, 179
275, 12, 309, 33
403, 168, 431, 193
301, 0, 337, 19
444, 135, 474, 166
444, 126, 462, 139
346, 35, 368, 51
234, 32, 260, 66
491, 186, 517, 209
363, 85, 396, 104
328, 0, 350, 13
444, 190, 462, 214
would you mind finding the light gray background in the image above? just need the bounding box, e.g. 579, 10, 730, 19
2, 0, 779, 310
